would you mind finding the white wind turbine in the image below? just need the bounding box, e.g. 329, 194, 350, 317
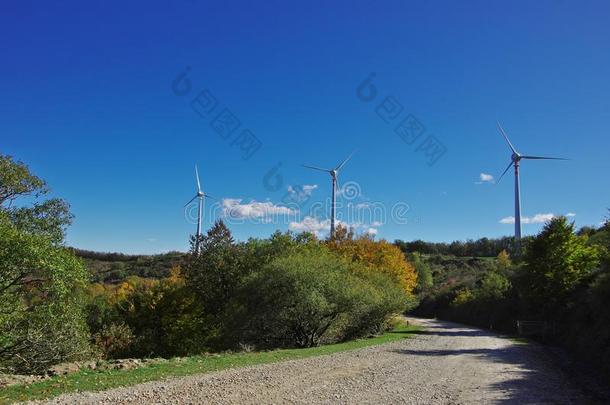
303, 151, 355, 238
185, 164, 213, 254
496, 121, 567, 253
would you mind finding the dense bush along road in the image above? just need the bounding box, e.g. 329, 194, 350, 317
36, 319, 590, 404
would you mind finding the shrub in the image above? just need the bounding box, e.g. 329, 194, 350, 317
87, 268, 208, 358
229, 249, 407, 348
93, 323, 135, 359
338, 269, 408, 340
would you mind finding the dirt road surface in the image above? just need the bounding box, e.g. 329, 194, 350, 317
36, 318, 598, 404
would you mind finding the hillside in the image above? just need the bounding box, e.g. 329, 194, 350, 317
70, 248, 186, 283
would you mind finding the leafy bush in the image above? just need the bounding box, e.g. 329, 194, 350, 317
337, 269, 409, 340
93, 323, 135, 359
86, 268, 207, 358
228, 248, 407, 348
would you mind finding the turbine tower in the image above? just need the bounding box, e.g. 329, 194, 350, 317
185, 164, 213, 254
496, 122, 567, 253
303, 152, 355, 238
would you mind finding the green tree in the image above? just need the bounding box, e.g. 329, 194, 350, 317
522, 216, 600, 317
0, 154, 90, 374
478, 271, 511, 301
183, 220, 247, 348
0, 155, 73, 243
0, 155, 47, 204
409, 252, 433, 294
496, 250, 512, 270
185, 220, 243, 314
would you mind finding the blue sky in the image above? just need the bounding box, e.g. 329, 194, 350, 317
2, 0, 609, 254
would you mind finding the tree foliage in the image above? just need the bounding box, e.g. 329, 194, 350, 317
409, 252, 433, 294
0, 154, 91, 374
0, 155, 47, 205
0, 214, 90, 373
228, 249, 407, 348
521, 217, 600, 316
328, 225, 418, 297
394, 235, 529, 258
86, 267, 207, 358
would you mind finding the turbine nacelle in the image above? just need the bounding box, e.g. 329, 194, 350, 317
496, 121, 567, 183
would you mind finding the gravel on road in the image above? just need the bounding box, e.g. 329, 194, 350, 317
33, 318, 593, 404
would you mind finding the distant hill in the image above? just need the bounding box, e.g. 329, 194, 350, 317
421, 254, 497, 289
70, 248, 187, 283
73, 246, 499, 285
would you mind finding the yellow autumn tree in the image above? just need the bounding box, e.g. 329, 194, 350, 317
327, 226, 418, 296
496, 249, 511, 270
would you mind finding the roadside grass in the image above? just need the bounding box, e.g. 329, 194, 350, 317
0, 323, 420, 404
507, 336, 531, 345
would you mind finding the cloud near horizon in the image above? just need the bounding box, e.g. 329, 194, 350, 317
289, 216, 381, 237
499, 212, 576, 225
223, 198, 296, 221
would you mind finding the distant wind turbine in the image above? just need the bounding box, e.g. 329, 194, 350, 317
496, 122, 567, 253
303, 151, 355, 238
185, 164, 214, 254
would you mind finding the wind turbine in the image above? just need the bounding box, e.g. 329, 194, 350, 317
185, 164, 213, 254
303, 151, 355, 238
496, 122, 567, 253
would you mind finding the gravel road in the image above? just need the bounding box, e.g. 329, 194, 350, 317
36, 318, 594, 404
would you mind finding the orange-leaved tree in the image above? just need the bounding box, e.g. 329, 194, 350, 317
327, 225, 418, 296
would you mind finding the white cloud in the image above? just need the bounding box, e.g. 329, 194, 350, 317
287, 184, 318, 197
499, 213, 555, 225
285, 184, 318, 204
371, 221, 383, 227
289, 217, 381, 237
475, 173, 495, 184
223, 198, 296, 221
302, 184, 318, 194
365, 227, 378, 236
499, 216, 514, 224
499, 212, 577, 225
289, 216, 330, 234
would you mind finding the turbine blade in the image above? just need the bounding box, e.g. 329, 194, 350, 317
184, 195, 198, 207
497, 161, 513, 184
335, 150, 356, 171
497, 121, 518, 154
195, 164, 201, 192
302, 164, 332, 173
521, 155, 569, 160
203, 193, 216, 200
